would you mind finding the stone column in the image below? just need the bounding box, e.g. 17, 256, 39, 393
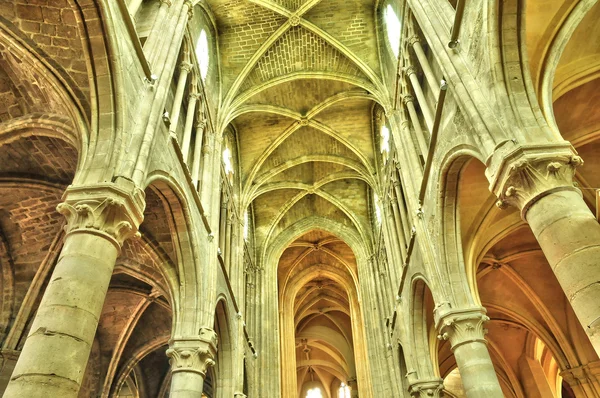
436, 308, 503, 398
407, 378, 444, 398
167, 328, 217, 397
490, 145, 600, 354
405, 66, 433, 131
169, 62, 193, 140
181, 93, 200, 162
403, 96, 429, 157
407, 35, 439, 96
4, 183, 144, 397
191, 120, 206, 188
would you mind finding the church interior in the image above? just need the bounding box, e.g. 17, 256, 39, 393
0, 0, 600, 397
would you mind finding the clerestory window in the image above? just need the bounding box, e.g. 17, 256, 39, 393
381, 125, 390, 162
196, 29, 210, 80
385, 5, 401, 58
338, 383, 351, 398
306, 387, 323, 398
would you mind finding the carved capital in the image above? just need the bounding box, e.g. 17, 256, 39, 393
487, 144, 582, 219
408, 378, 444, 398
167, 328, 218, 377
407, 35, 420, 46
404, 66, 418, 76
180, 62, 193, 73
560, 364, 595, 385
402, 95, 415, 105
56, 183, 145, 250
436, 308, 489, 351
186, 1, 194, 16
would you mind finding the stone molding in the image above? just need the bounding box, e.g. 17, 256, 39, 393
435, 307, 489, 351
407, 377, 444, 397
0, 349, 20, 363
560, 361, 600, 385
56, 183, 145, 250
167, 328, 218, 377
487, 143, 583, 219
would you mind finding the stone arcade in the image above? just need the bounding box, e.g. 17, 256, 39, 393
0, 0, 599, 397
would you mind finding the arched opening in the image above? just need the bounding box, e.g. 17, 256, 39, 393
213, 299, 234, 398
278, 230, 364, 398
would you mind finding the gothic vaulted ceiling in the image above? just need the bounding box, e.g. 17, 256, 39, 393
204, 0, 391, 253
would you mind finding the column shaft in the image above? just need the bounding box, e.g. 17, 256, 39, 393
170, 372, 205, 397
452, 340, 502, 397
404, 100, 429, 157
191, 123, 206, 188
407, 70, 434, 132
527, 190, 600, 352
410, 39, 439, 96
169, 64, 192, 139
437, 309, 503, 398
4, 233, 119, 397
181, 94, 198, 161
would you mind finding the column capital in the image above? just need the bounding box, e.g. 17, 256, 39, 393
487, 143, 583, 219
435, 307, 489, 351
407, 35, 420, 46
56, 183, 145, 250
184, 0, 194, 19
408, 378, 444, 397
167, 328, 218, 377
404, 66, 418, 76
179, 62, 193, 73
402, 95, 415, 105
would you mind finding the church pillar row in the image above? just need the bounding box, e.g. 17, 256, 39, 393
491, 145, 600, 355
3, 184, 144, 398
436, 308, 504, 398
167, 330, 217, 397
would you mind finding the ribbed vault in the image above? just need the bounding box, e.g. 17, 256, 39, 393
278, 230, 360, 397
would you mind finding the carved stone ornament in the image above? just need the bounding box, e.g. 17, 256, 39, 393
408, 378, 444, 398
488, 144, 583, 219
436, 308, 489, 351
56, 183, 145, 250
167, 329, 218, 377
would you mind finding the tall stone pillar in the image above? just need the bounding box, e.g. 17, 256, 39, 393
407, 377, 444, 398
167, 328, 217, 397
436, 308, 503, 398
4, 183, 144, 397
490, 144, 600, 354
